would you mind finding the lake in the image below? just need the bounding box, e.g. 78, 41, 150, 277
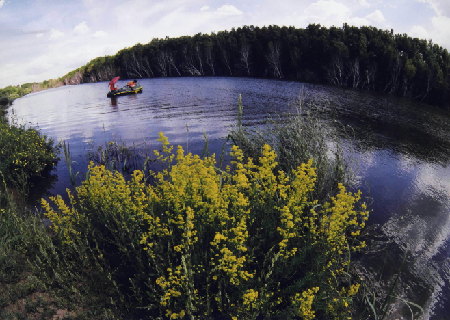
10, 77, 450, 319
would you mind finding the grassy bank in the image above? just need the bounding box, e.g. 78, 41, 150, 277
0, 109, 61, 318
0, 199, 69, 319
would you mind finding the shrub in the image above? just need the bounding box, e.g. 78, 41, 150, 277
0, 85, 32, 103
0, 97, 9, 106
0, 121, 56, 190
42, 133, 368, 319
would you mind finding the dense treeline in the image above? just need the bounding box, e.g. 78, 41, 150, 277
59, 24, 449, 108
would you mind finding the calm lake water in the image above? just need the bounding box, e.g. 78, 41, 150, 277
10, 77, 450, 319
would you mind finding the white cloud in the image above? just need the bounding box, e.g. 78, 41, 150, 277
74, 21, 90, 35
418, 0, 450, 16
200, 5, 209, 12
410, 25, 429, 39
49, 28, 64, 40
306, 0, 350, 17
304, 0, 351, 26
366, 9, 385, 24
216, 4, 243, 16
348, 16, 371, 26
93, 30, 107, 38
36, 32, 44, 38
410, 0, 450, 47
430, 15, 450, 47
358, 0, 370, 7
0, 0, 4, 9
407, 11, 450, 47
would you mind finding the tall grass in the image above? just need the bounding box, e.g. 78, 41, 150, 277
229, 95, 351, 199
88, 140, 148, 174
62, 141, 79, 186
0, 191, 61, 319
0, 180, 136, 318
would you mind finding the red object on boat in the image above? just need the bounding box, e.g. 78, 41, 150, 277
109, 76, 120, 91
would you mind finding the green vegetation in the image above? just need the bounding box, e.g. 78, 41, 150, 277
40, 133, 368, 318
1, 90, 427, 318
88, 140, 146, 173
0, 121, 56, 192
0, 110, 60, 318
54, 24, 449, 108
0, 200, 67, 320
0, 83, 35, 105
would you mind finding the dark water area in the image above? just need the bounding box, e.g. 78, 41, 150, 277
9, 77, 450, 319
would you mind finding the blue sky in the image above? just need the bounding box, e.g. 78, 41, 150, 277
1, 0, 449, 88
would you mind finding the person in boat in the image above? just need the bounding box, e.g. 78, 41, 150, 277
109, 82, 118, 92
127, 80, 138, 89
109, 76, 120, 92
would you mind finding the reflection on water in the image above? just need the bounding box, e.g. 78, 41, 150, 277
10, 77, 450, 319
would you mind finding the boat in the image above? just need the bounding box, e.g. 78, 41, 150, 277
107, 86, 143, 97
107, 76, 143, 97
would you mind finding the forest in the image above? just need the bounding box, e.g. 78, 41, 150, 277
54, 24, 450, 108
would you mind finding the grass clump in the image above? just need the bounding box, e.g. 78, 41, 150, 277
88, 140, 146, 173
229, 96, 349, 200
40, 133, 368, 319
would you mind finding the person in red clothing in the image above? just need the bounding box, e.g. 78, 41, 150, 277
109, 83, 118, 91
127, 80, 137, 89
109, 76, 120, 92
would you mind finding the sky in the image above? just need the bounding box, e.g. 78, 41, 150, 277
0, 0, 450, 88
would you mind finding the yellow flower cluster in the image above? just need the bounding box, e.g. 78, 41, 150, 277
41, 191, 80, 244
320, 184, 368, 254
156, 266, 185, 307
277, 160, 317, 258
41, 133, 369, 319
294, 287, 320, 320
242, 289, 259, 309
347, 283, 360, 296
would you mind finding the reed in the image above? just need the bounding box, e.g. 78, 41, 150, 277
229, 96, 351, 199
62, 141, 79, 186
88, 140, 145, 173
